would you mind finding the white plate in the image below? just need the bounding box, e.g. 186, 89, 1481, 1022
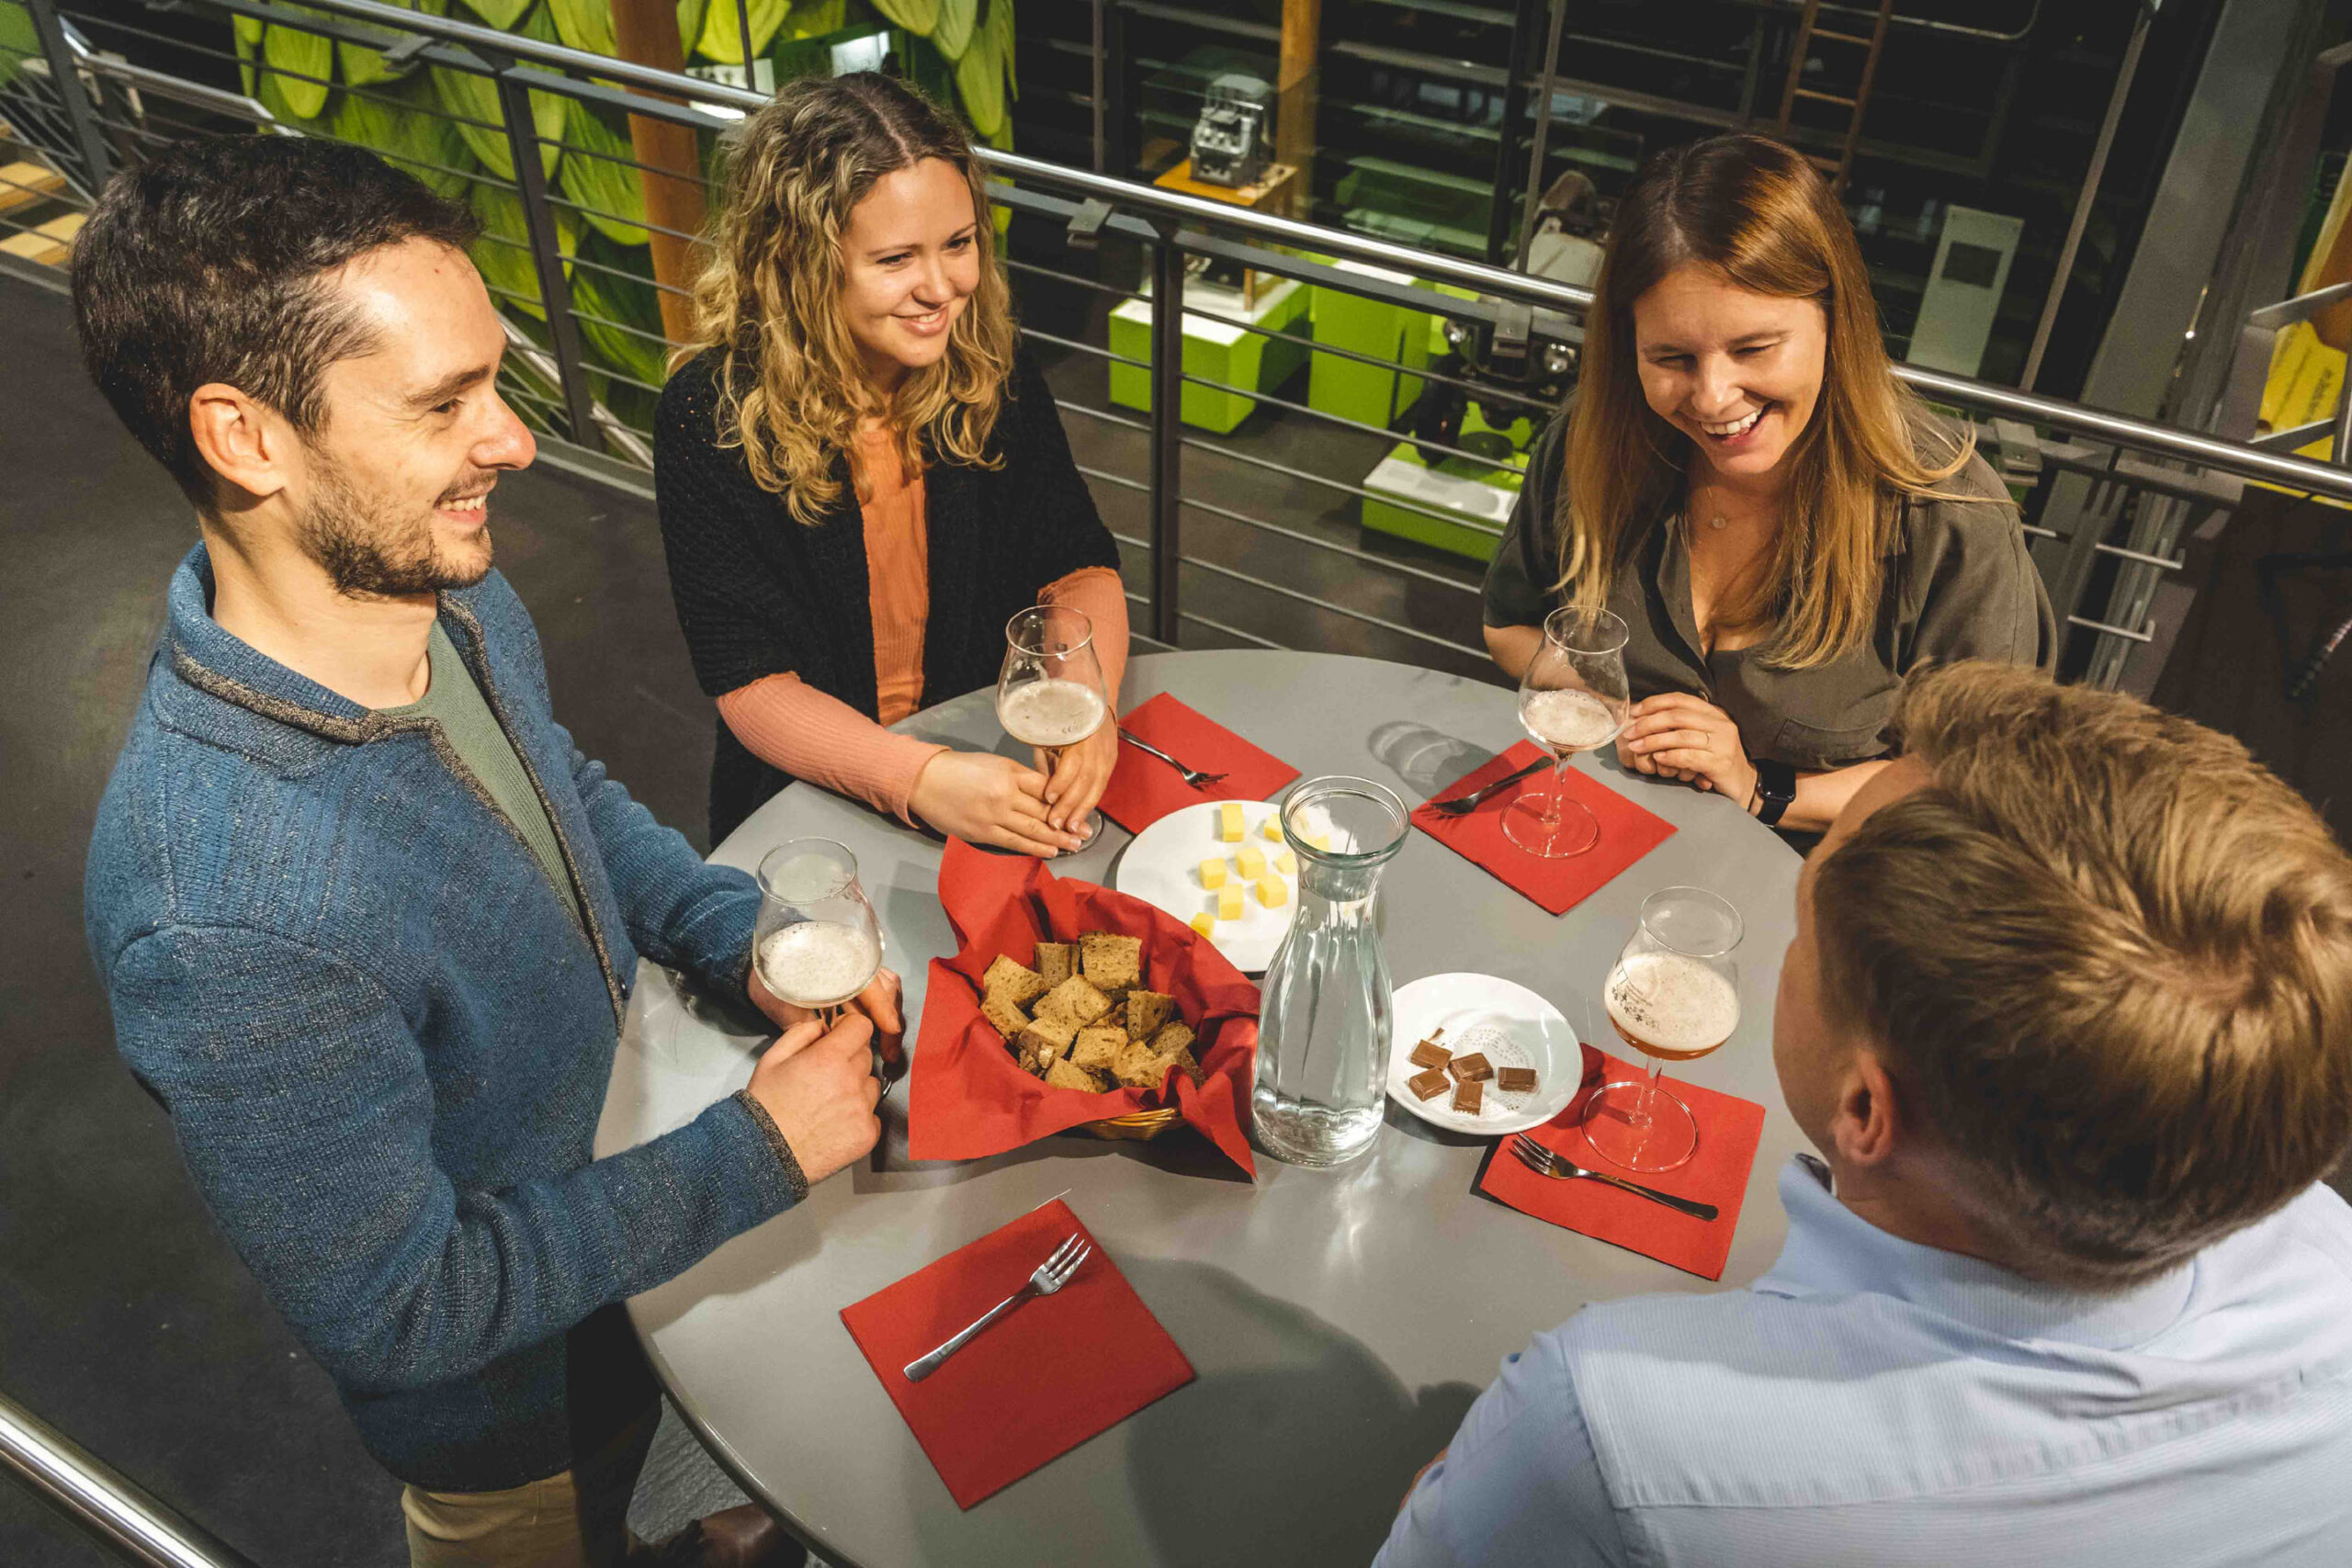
1385, 973, 1586, 1136
1113, 799, 1301, 973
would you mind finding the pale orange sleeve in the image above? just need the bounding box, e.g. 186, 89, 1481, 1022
716, 673, 949, 827
1041, 566, 1131, 713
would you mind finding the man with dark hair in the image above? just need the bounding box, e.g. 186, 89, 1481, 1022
77, 135, 888, 1567
1377, 662, 2352, 1566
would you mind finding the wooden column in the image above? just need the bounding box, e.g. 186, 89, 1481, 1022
610, 0, 709, 345
1274, 0, 1319, 220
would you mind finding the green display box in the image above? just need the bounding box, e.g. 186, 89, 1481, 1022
1108, 278, 1310, 434
1307, 261, 1432, 428
1360, 410, 1530, 564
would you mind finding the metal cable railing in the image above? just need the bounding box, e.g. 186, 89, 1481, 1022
5, 0, 2342, 682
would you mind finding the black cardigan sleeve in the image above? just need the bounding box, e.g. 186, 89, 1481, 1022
652, 355, 820, 701
1004, 344, 1124, 587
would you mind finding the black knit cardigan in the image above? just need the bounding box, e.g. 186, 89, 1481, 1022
653, 343, 1124, 844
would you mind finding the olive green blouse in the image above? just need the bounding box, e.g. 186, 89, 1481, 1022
1481, 417, 2056, 772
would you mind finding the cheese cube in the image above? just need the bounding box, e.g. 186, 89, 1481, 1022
1199, 856, 1227, 890
1217, 801, 1245, 841
1191, 912, 1216, 938
1306, 832, 1332, 852
1236, 845, 1266, 878
1273, 849, 1295, 874
1216, 884, 1244, 921
1257, 875, 1288, 908
1261, 816, 1284, 841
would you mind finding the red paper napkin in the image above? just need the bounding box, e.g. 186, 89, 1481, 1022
907, 839, 1259, 1176
1096, 692, 1301, 833
840, 1199, 1193, 1508
1411, 741, 1676, 916
1477, 1043, 1765, 1280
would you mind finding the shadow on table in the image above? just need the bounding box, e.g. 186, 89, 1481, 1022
912, 1257, 1479, 1567
1369, 721, 1497, 801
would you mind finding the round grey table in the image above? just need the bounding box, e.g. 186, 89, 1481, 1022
595, 650, 1804, 1568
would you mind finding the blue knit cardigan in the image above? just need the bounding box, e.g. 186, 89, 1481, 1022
85, 545, 805, 1491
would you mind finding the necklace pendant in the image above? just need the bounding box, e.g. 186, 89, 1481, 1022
1708, 514, 1728, 531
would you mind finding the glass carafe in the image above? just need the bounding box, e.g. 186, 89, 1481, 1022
1251, 776, 1410, 1168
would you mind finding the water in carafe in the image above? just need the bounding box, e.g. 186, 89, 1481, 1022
1251, 776, 1408, 1167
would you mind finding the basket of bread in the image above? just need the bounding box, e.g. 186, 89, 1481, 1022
907, 839, 1260, 1176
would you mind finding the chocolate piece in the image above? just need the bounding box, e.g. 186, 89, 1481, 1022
1452, 1078, 1484, 1114
1496, 1066, 1538, 1094
1408, 1067, 1453, 1101
1450, 1053, 1494, 1082
1408, 1039, 1453, 1071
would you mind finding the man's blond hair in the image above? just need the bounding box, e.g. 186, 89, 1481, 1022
1814, 662, 2352, 1288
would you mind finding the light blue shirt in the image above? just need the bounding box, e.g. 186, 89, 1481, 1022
1374, 1158, 2352, 1568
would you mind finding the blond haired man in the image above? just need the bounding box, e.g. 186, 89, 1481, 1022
1376, 663, 2352, 1567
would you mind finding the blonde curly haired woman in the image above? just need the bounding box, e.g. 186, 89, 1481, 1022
1484, 133, 2052, 838
656, 73, 1126, 851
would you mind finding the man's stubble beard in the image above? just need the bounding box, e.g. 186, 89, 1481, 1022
298, 458, 493, 599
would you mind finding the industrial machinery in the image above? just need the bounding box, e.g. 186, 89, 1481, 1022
1191, 72, 1272, 188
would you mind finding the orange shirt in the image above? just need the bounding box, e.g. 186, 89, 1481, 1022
857, 427, 930, 727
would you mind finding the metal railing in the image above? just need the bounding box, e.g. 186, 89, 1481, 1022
7, 0, 2351, 683
0, 1389, 260, 1568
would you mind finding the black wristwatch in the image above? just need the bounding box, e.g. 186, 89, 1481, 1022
1752, 759, 1797, 828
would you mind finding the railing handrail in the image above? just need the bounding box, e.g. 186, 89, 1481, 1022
0, 1389, 261, 1568
149, 0, 2352, 505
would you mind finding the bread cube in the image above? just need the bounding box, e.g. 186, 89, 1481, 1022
1045, 1057, 1105, 1093
1019, 1012, 1080, 1070
1148, 1020, 1195, 1061
1080, 932, 1143, 1000
1035, 976, 1114, 1030
1199, 857, 1227, 890
1111, 1038, 1174, 1090
1236, 845, 1266, 878
1216, 884, 1243, 921
1217, 801, 1245, 841
981, 954, 1049, 1011
980, 992, 1031, 1042
1071, 1023, 1128, 1075
1125, 989, 1178, 1042
1034, 941, 1077, 988
1257, 875, 1288, 908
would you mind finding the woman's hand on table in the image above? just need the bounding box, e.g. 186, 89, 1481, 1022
749, 964, 907, 1078
746, 1013, 883, 1184
1618, 692, 1758, 806
1035, 724, 1118, 836
909, 750, 1086, 858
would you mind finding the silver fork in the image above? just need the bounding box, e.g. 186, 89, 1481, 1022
1430, 756, 1551, 816
1509, 1134, 1720, 1221
1118, 730, 1230, 789
902, 1234, 1091, 1382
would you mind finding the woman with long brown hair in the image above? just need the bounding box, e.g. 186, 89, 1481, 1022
1483, 133, 2052, 837
656, 73, 1126, 850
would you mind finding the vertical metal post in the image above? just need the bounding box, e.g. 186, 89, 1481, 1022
1148, 232, 1184, 644
496, 72, 599, 446
1090, 0, 1108, 175
1102, 0, 1129, 178
23, 0, 111, 197
1513, 0, 1567, 268
2019, 3, 2151, 391
1486, 0, 1543, 265
735, 0, 757, 92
